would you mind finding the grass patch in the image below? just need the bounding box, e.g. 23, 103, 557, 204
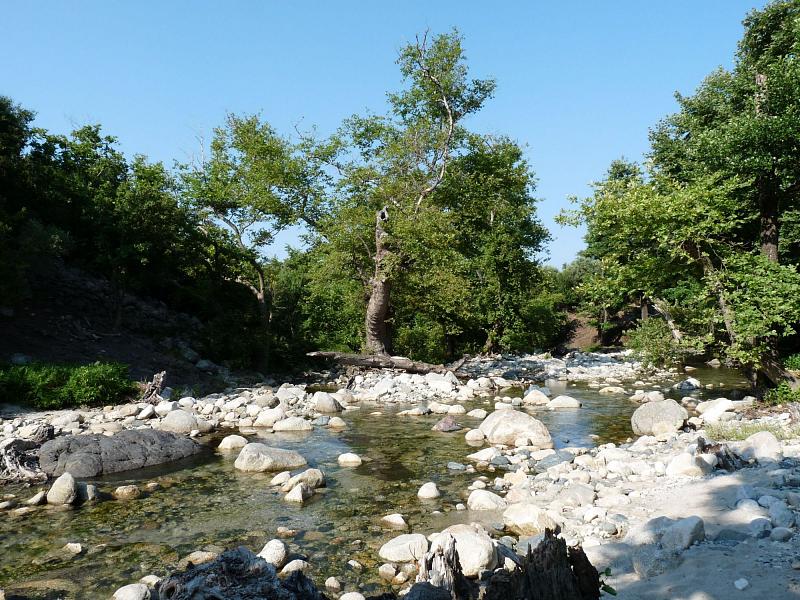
0, 362, 136, 409
705, 420, 800, 441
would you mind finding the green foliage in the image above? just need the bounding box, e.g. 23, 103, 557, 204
0, 362, 135, 409
763, 381, 800, 406
706, 419, 800, 441
626, 319, 682, 368
783, 353, 800, 370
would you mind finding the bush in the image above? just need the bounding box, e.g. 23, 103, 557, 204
784, 353, 800, 371
626, 318, 681, 368
763, 381, 800, 406
0, 362, 135, 409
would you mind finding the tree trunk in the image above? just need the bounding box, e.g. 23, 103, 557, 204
651, 298, 683, 342
759, 176, 780, 263
365, 207, 392, 354
640, 294, 649, 322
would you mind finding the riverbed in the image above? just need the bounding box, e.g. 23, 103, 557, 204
0, 367, 750, 599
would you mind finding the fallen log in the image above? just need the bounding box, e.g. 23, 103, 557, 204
0, 437, 46, 484
306, 351, 469, 377
140, 370, 167, 405
696, 436, 747, 471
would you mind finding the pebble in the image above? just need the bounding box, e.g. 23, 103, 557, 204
734, 578, 749, 591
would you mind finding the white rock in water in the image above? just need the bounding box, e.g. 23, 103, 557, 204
257, 539, 287, 568
325, 577, 341, 591
465, 429, 485, 442
467, 489, 507, 511
47, 472, 78, 505
547, 395, 581, 409
313, 391, 343, 413
378, 533, 429, 562
272, 417, 313, 431
327, 416, 347, 428
281, 559, 310, 574
113, 583, 151, 600
284, 483, 313, 503
674, 377, 701, 390
478, 410, 552, 449
217, 435, 248, 451
340, 594, 366, 600
466, 408, 487, 419
381, 513, 407, 529
254, 406, 286, 427
234, 443, 307, 472
522, 389, 549, 405
417, 482, 440, 499
270, 471, 292, 486
338, 452, 362, 467
630, 400, 687, 436
734, 578, 749, 590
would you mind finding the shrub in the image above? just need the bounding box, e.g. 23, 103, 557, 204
626, 318, 682, 368
763, 381, 800, 406
0, 362, 135, 409
784, 353, 800, 371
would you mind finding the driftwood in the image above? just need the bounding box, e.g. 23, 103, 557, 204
0, 437, 46, 484
306, 352, 469, 377
416, 534, 477, 599
140, 370, 167, 404
481, 529, 600, 600
696, 436, 747, 471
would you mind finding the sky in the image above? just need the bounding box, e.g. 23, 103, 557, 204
1, 1, 767, 267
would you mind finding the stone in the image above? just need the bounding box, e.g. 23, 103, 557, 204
39, 430, 200, 478
154, 401, 178, 416
62, 542, 83, 555
665, 453, 713, 477
547, 395, 582, 409
478, 410, 553, 449
464, 429, 485, 442
768, 502, 795, 528
431, 525, 497, 578
113, 485, 142, 500
218, 435, 248, 451
631, 545, 682, 578
272, 417, 313, 432
328, 416, 347, 428
337, 452, 362, 467
46, 472, 78, 505
233, 443, 307, 472
674, 377, 701, 390
113, 584, 151, 600
695, 398, 734, 424
418, 482, 440, 499
378, 563, 397, 581
257, 539, 287, 568
503, 502, 558, 535
770, 527, 792, 542
313, 391, 343, 413
340, 594, 366, 600
631, 400, 687, 435
269, 471, 291, 486
467, 409, 487, 419
284, 482, 312, 503
159, 410, 198, 434
432, 416, 462, 432
325, 577, 341, 591
739, 431, 783, 463
467, 489, 507, 511
178, 551, 218, 568
734, 578, 749, 591
379, 533, 429, 562
281, 559, 310, 574
660, 516, 705, 552
522, 390, 549, 405
561, 483, 596, 507
381, 513, 408, 529
253, 407, 286, 427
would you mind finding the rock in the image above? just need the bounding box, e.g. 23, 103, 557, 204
325, 577, 341, 591
26, 490, 46, 505
467, 489, 507, 511
46, 472, 78, 505
378, 563, 397, 581
340, 594, 366, 600
739, 431, 783, 463
561, 483, 596, 507
599, 386, 625, 395
734, 578, 749, 591
674, 377, 701, 391
178, 551, 218, 568
547, 395, 581, 409
327, 416, 347, 429
503, 502, 558, 535
770, 527, 792, 542
233, 443, 307, 472
465, 429, 485, 442
113, 485, 142, 500
62, 542, 83, 555
431, 525, 497, 578
284, 482, 313, 503
269, 471, 291, 486
113, 583, 151, 600
696, 398, 734, 424
522, 390, 549, 405
478, 410, 553, 449
39, 430, 201, 478
281, 559, 310, 574
665, 453, 713, 477
218, 435, 248, 451
432, 416, 462, 432
159, 410, 198, 434
418, 482, 440, 499
660, 516, 705, 552
280, 468, 325, 492
379, 533, 429, 562
381, 513, 407, 529
253, 407, 286, 427
272, 417, 313, 432
467, 409, 487, 419
337, 452, 362, 467
257, 539, 287, 568
768, 502, 795, 528
630, 400, 688, 436
313, 391, 343, 413
631, 545, 682, 578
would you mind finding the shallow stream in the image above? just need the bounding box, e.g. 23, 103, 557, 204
0, 368, 749, 599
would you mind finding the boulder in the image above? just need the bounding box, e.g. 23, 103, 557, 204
378, 533, 429, 562
313, 392, 343, 413
432, 416, 462, 432
418, 482, 440, 499
272, 417, 313, 432
673, 378, 701, 391
430, 525, 497, 578
280, 468, 325, 492
337, 452, 362, 467
112, 584, 151, 600
284, 482, 313, 503
39, 430, 201, 478
502, 502, 559, 535
218, 435, 248, 451
233, 443, 307, 472
522, 390, 549, 405
253, 406, 286, 427
159, 410, 198, 434
665, 453, 713, 477
660, 516, 705, 552
467, 489, 507, 511
547, 395, 581, 409
47, 472, 78, 505
630, 400, 688, 436
478, 410, 553, 449
695, 398, 734, 424
738, 431, 783, 463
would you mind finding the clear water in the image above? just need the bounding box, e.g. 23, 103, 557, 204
0, 368, 749, 599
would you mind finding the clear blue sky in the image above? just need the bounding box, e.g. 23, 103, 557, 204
1, 1, 766, 267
